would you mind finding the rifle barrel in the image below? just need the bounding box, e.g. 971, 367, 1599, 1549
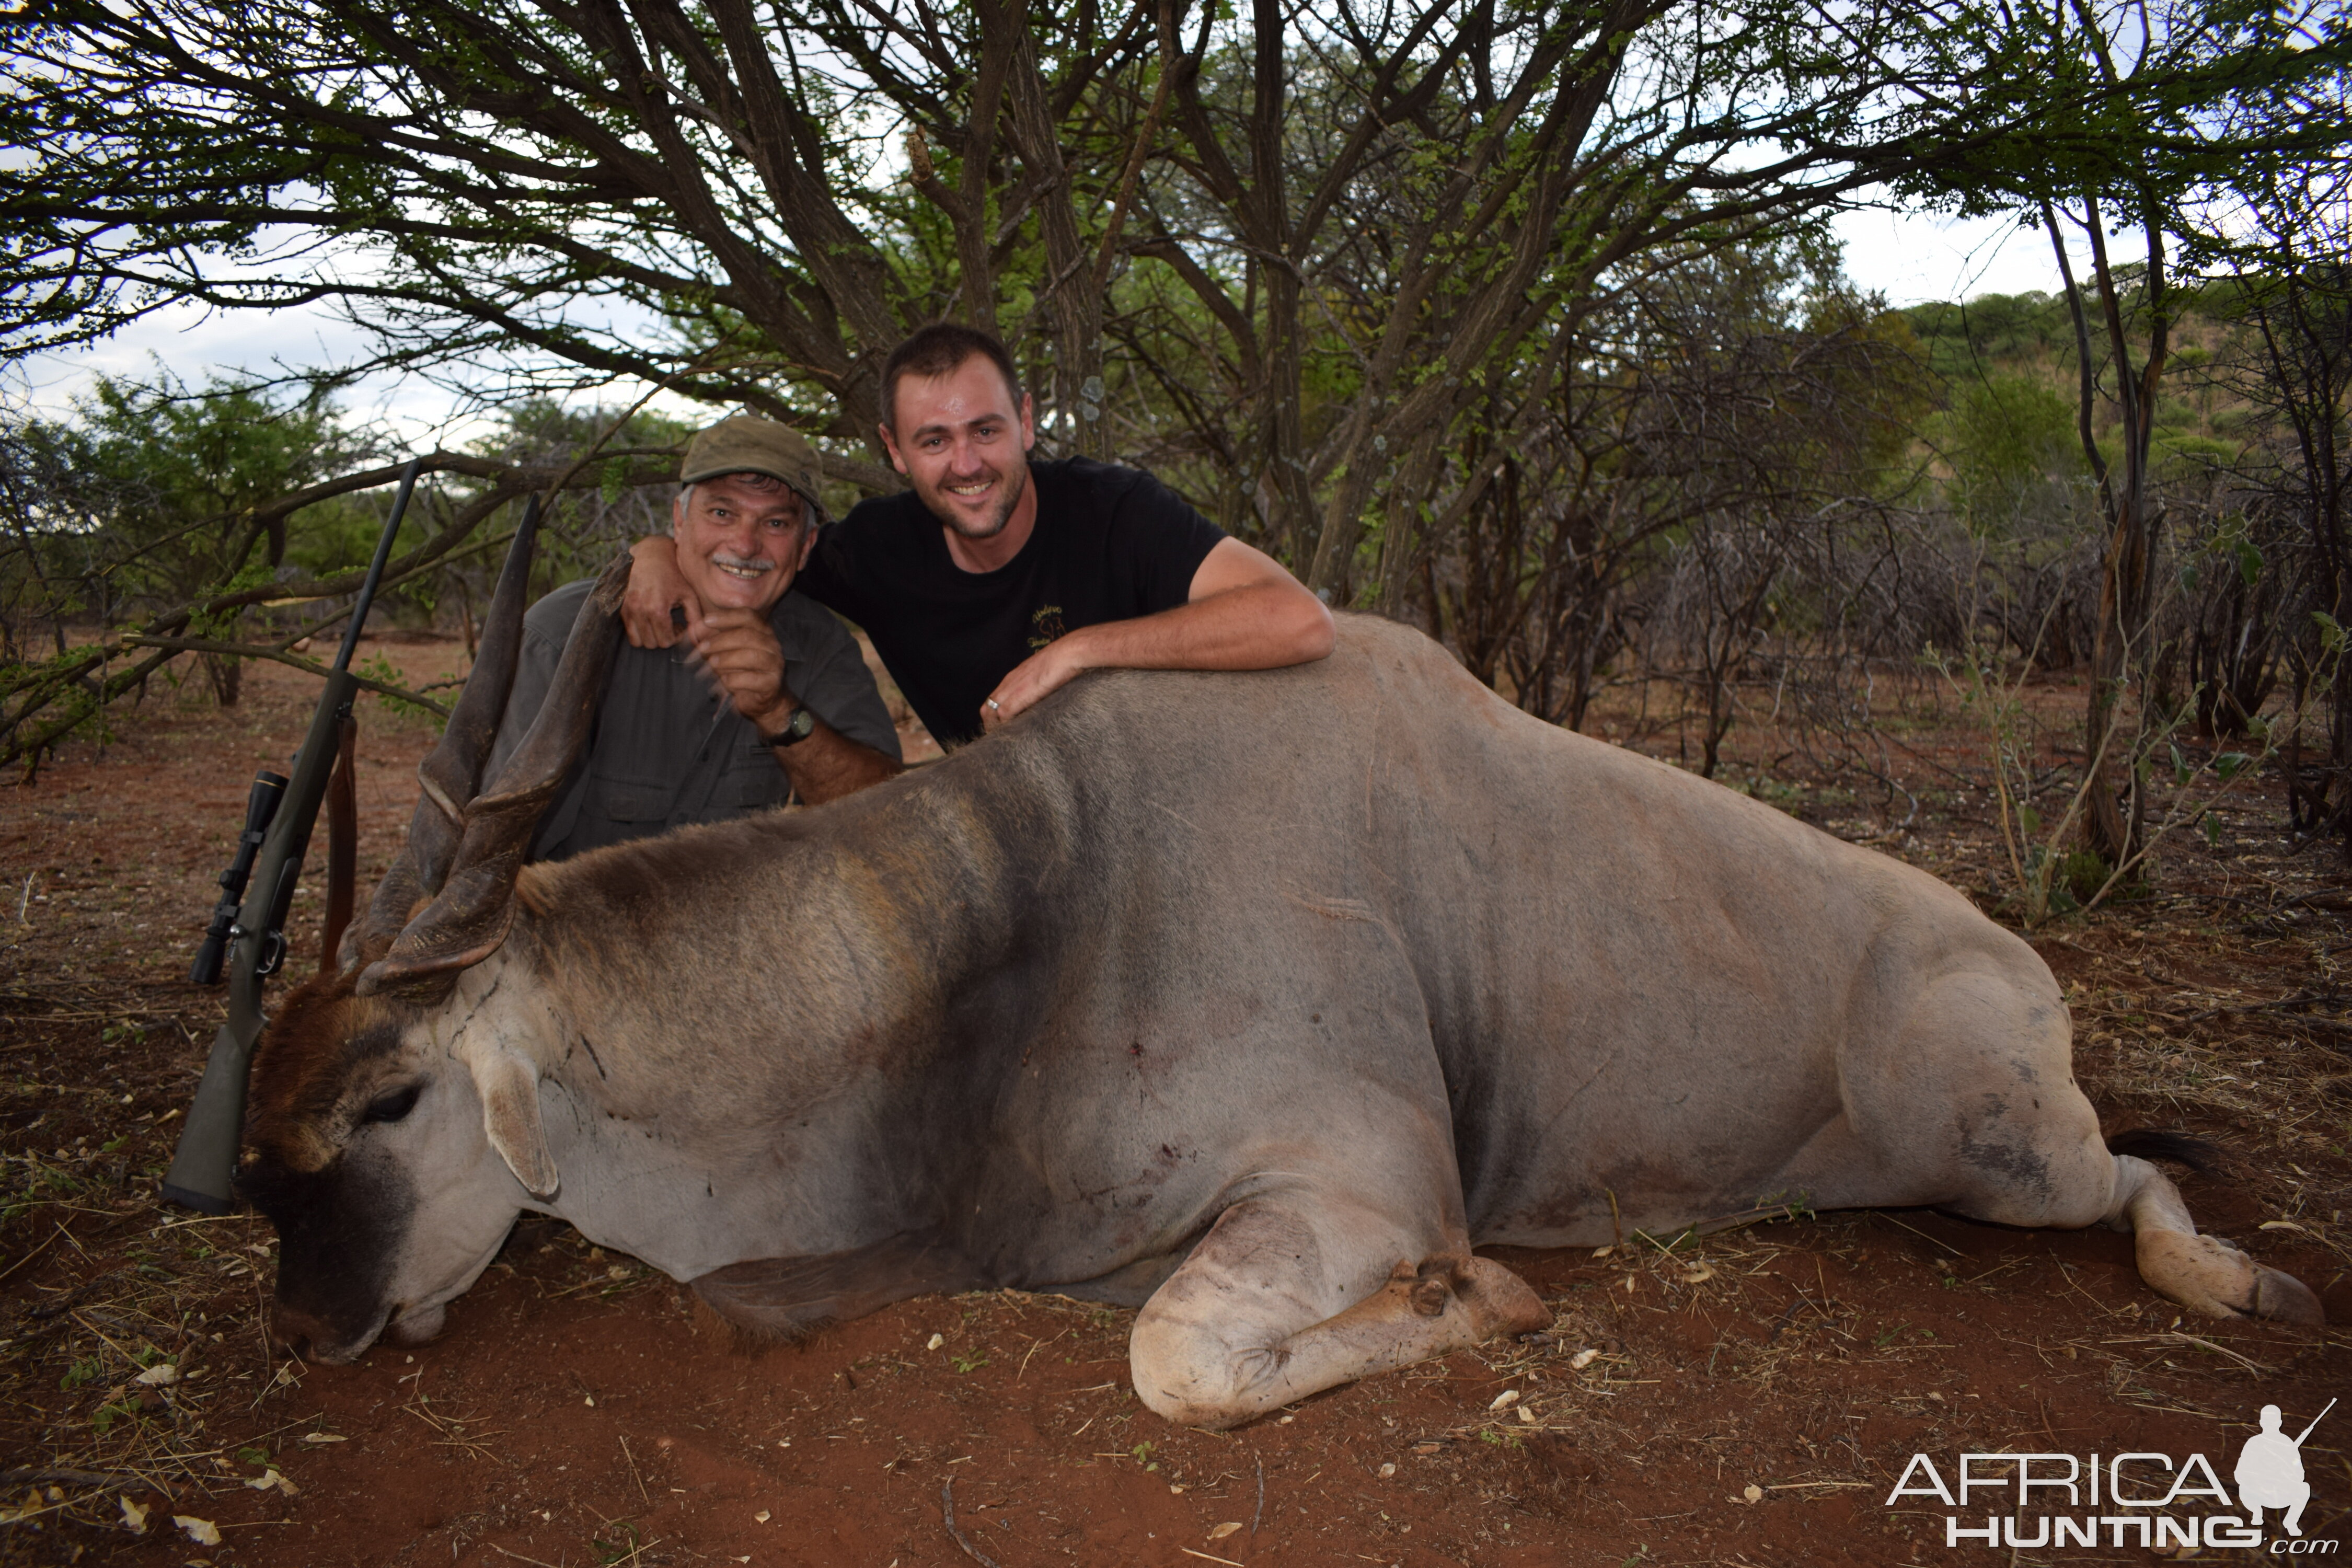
163, 457, 426, 1213
331, 458, 420, 675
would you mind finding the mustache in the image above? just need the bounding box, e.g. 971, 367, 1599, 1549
710, 552, 777, 572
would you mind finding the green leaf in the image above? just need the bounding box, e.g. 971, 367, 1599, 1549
2213, 752, 2253, 781
2232, 536, 2264, 590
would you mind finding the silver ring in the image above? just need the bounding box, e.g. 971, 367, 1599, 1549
987, 698, 1001, 711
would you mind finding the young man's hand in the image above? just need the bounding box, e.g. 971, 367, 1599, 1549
979, 537, 1333, 731
979, 638, 1085, 730
625, 536, 701, 648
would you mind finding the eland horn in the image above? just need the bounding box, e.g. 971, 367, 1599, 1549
339, 494, 543, 973
356, 550, 632, 1000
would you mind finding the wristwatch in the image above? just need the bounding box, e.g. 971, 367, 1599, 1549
760, 705, 815, 747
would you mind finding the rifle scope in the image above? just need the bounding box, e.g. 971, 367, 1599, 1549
187, 769, 287, 985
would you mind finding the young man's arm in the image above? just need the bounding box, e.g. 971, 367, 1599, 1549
981, 537, 1333, 728
624, 535, 696, 648
626, 529, 1335, 733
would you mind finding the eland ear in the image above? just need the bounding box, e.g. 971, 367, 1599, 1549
464, 1043, 559, 1200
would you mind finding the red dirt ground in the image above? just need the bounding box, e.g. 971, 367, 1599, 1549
2, 635, 2347, 1566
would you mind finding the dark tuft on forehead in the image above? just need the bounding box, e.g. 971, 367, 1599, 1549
246, 971, 411, 1151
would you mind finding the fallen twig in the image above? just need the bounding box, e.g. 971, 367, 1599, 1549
618, 1434, 650, 1506
0, 1465, 149, 1490
940, 1477, 1004, 1568
487, 1546, 563, 1568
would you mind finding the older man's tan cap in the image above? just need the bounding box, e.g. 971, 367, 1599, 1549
680, 417, 824, 518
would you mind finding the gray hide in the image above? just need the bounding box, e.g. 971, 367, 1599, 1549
254, 614, 2320, 1427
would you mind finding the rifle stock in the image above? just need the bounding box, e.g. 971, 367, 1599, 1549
163, 460, 421, 1213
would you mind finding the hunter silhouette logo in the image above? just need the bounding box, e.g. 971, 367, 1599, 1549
1887, 1400, 2339, 1552
2239, 1399, 2333, 1538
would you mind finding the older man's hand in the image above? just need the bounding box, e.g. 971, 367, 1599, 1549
686, 608, 797, 729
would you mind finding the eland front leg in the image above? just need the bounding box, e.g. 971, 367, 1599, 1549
1127, 1193, 1549, 1429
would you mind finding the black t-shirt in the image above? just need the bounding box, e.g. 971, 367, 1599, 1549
800, 457, 1226, 746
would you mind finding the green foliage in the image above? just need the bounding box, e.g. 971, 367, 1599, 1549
6, 0, 2336, 596
458, 400, 695, 592
2024, 846, 2132, 916
1, 371, 369, 699
351, 653, 442, 727
1902, 293, 2082, 379
1946, 373, 2083, 528
83, 376, 337, 520
2152, 430, 2244, 477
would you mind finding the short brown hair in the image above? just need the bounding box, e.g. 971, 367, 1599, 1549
880, 323, 1022, 431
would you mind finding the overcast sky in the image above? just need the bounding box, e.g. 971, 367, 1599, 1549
7, 203, 2083, 448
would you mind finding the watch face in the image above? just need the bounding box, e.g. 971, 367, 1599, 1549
768, 707, 813, 746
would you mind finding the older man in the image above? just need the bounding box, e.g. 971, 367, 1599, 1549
489, 418, 901, 861
624, 323, 1333, 748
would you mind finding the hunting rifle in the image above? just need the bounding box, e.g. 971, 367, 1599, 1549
162, 460, 425, 1213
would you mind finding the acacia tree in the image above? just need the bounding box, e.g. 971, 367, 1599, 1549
12, 376, 359, 705
8, 0, 2337, 596
0, 402, 678, 772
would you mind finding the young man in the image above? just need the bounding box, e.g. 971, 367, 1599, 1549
490, 418, 902, 860
624, 324, 1333, 748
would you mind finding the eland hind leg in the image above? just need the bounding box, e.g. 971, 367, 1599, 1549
1845, 966, 2322, 1325
2097, 1140, 2322, 1324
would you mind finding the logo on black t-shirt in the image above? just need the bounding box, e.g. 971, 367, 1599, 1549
1028, 604, 1067, 650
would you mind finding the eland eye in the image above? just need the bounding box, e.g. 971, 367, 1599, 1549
362, 1084, 422, 1125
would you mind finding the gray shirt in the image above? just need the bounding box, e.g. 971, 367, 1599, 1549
489, 578, 902, 861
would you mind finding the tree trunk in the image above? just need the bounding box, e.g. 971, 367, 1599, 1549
201, 650, 243, 707
2047, 197, 2169, 871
